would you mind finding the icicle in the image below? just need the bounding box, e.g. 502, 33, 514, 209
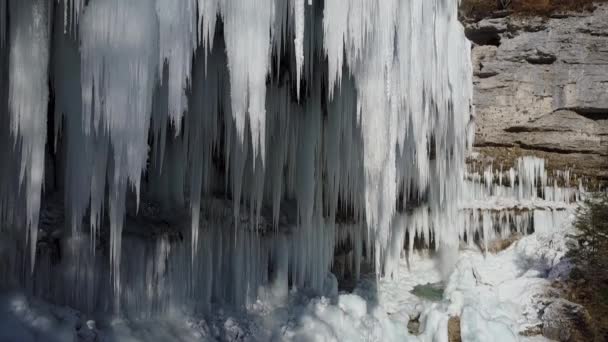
353, 0, 399, 257
322, 0, 347, 99
89, 134, 109, 241
80, 0, 159, 309
8, 0, 51, 272
0, 0, 484, 313
107, 169, 127, 313
156, 0, 197, 132
221, 0, 274, 164
60, 0, 83, 33
197, 0, 219, 51
292, 0, 305, 99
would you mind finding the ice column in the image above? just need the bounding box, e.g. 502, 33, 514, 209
8, 0, 50, 271
80, 0, 159, 309
60, 0, 83, 32
292, 0, 305, 99
156, 0, 197, 132
222, 0, 275, 164
322, 0, 472, 260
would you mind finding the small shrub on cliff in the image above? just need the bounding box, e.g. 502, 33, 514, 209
567, 192, 608, 340
568, 192, 608, 284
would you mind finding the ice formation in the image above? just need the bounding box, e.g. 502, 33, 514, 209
7, 0, 50, 272
156, 0, 197, 132
0, 0, 535, 316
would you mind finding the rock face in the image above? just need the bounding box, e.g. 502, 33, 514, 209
541, 298, 595, 341
463, 5, 608, 181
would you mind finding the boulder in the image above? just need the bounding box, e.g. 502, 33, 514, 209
541, 298, 595, 341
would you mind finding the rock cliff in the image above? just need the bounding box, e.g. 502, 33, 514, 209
462, 4, 608, 182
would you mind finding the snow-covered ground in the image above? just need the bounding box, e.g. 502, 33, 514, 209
0, 210, 574, 342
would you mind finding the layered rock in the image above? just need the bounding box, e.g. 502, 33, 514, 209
462, 4, 608, 182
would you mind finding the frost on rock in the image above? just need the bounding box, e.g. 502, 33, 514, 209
0, 0, 479, 316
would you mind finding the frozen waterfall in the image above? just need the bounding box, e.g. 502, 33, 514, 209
0, 0, 475, 315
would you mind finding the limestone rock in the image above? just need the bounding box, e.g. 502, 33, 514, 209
448, 316, 462, 342
464, 5, 608, 180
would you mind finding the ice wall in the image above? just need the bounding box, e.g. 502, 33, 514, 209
0, 0, 473, 314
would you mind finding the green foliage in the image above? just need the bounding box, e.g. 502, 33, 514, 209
568, 193, 608, 307
568, 193, 608, 268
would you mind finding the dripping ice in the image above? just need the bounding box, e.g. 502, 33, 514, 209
5, 0, 579, 319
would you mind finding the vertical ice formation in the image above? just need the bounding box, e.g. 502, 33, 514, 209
222, 0, 275, 163
156, 0, 197, 132
452, 156, 583, 267
60, 0, 83, 33
187, 45, 224, 260
80, 0, 159, 307
8, 0, 50, 271
197, 0, 219, 51
322, 0, 472, 264
463, 156, 579, 205
0, 0, 481, 314
322, 0, 347, 99
292, 0, 305, 99
5, 199, 338, 316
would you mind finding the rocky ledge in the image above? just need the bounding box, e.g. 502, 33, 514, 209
462, 4, 608, 183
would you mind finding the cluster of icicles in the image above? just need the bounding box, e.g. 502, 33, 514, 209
375, 156, 585, 279
0, 0, 473, 313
